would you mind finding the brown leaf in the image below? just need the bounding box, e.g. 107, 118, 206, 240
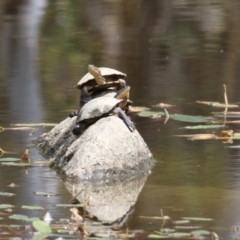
0, 126, 4, 133
21, 149, 30, 163
0, 148, 4, 157
70, 208, 83, 222
176, 134, 218, 140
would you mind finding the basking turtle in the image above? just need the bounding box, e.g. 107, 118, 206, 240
77, 65, 127, 91
69, 65, 127, 117
72, 96, 135, 135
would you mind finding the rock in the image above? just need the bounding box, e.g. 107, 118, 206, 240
36, 115, 154, 180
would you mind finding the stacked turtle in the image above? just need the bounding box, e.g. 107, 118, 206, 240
70, 65, 135, 135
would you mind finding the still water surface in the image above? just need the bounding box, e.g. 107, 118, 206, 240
1, 0, 240, 239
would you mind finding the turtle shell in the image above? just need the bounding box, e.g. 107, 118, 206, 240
77, 97, 122, 122
77, 67, 126, 87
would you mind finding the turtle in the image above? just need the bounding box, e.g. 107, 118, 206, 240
72, 96, 135, 135
69, 65, 127, 118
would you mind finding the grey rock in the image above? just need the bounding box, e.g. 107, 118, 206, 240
36, 115, 154, 180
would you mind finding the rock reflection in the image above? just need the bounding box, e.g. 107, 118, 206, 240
63, 174, 149, 224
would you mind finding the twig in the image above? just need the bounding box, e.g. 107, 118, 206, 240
223, 85, 228, 105
163, 108, 169, 124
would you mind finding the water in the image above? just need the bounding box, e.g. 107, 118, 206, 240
1, 0, 240, 239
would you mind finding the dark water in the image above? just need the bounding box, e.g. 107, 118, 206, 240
1, 0, 240, 239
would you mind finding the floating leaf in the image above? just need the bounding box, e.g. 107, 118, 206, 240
32, 233, 51, 240
148, 232, 191, 239
1, 162, 31, 166
0, 126, 4, 132
139, 215, 170, 220
138, 111, 164, 117
161, 228, 175, 233
12, 123, 57, 127
175, 226, 202, 230
176, 134, 217, 140
181, 124, 225, 130
196, 101, 238, 108
9, 225, 22, 228
214, 114, 240, 118
0, 192, 15, 197
152, 103, 176, 108
0, 148, 4, 157
148, 234, 170, 239
129, 106, 150, 113
170, 114, 214, 123
191, 230, 210, 235
22, 205, 44, 210
172, 220, 190, 224
34, 192, 56, 197
182, 217, 213, 221
21, 149, 30, 163
56, 204, 83, 207
226, 145, 240, 148
32, 219, 52, 233
0, 158, 20, 162
9, 214, 30, 221
0, 204, 14, 209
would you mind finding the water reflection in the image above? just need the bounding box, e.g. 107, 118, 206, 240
2, 0, 47, 123
63, 174, 148, 224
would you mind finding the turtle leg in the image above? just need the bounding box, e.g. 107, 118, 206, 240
115, 107, 135, 132
79, 86, 91, 111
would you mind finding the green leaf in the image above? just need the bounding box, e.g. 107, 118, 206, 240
21, 205, 44, 210
170, 114, 214, 123
32, 219, 52, 233
181, 124, 225, 129
138, 111, 164, 117
148, 232, 191, 238
9, 214, 30, 221
191, 230, 211, 235
0, 204, 14, 209
148, 234, 169, 239
56, 203, 83, 208
12, 123, 57, 127
138, 111, 214, 123
0, 158, 20, 162
32, 233, 51, 240
0, 192, 15, 197
1, 162, 31, 166
9, 225, 22, 228
196, 101, 238, 108
172, 220, 190, 224
170, 232, 192, 237
182, 217, 214, 221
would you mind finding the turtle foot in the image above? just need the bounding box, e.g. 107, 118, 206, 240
69, 111, 77, 118
72, 124, 82, 135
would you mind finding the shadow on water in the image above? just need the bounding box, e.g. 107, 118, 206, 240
1, 0, 240, 239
